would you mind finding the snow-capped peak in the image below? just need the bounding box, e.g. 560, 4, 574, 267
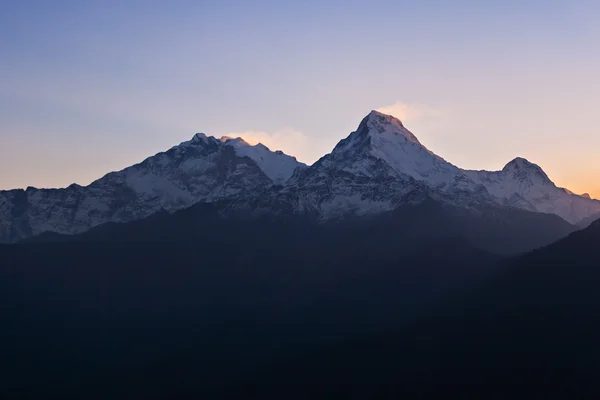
178, 133, 306, 184
331, 110, 427, 156
503, 157, 540, 172
501, 157, 552, 184
364, 110, 422, 145
322, 110, 469, 191
218, 135, 306, 184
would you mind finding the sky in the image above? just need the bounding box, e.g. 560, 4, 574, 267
1, 0, 599, 197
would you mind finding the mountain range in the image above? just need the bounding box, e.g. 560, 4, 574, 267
1, 110, 599, 244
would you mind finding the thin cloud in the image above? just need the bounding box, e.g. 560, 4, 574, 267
376, 102, 448, 123
376, 102, 455, 147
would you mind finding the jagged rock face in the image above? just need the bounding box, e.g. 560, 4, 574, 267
0, 134, 305, 243
219, 136, 305, 185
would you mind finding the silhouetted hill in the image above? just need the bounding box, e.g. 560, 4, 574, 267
226, 219, 600, 398
0, 195, 583, 398
0, 201, 507, 398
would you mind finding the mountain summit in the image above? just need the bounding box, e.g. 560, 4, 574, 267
362, 110, 422, 145
501, 157, 552, 183
314, 110, 473, 192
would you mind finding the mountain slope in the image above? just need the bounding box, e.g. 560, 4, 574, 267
27, 190, 575, 256
0, 134, 305, 243
576, 211, 600, 228
465, 157, 600, 223
222, 215, 600, 398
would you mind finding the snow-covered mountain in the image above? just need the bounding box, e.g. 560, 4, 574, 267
279, 110, 489, 218
464, 157, 600, 224
327, 110, 475, 191
1, 109, 598, 243
0, 133, 306, 243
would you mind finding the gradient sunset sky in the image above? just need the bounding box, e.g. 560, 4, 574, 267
1, 0, 599, 197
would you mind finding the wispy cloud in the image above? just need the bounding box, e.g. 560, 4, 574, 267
376, 102, 455, 147
376, 102, 449, 123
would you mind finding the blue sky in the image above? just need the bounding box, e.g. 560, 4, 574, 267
1, 0, 599, 196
